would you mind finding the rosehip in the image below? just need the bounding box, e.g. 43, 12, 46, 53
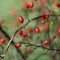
51, 35, 56, 39
29, 2, 34, 8
35, 27, 40, 33
14, 43, 21, 48
18, 16, 24, 23
18, 30, 23, 35
42, 24, 49, 31
57, 28, 60, 34
41, 19, 45, 24
0, 38, 6, 43
25, 3, 29, 8
42, 40, 48, 45
22, 32, 27, 37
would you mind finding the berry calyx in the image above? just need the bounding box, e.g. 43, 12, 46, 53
42, 40, 49, 45
22, 32, 27, 37
0, 38, 6, 43
18, 30, 23, 35
35, 27, 40, 33
14, 43, 21, 48
29, 2, 34, 8
18, 16, 24, 23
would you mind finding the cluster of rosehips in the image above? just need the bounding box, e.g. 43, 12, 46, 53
17, 14, 60, 48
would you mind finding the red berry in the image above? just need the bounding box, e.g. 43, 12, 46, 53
35, 27, 40, 33
18, 30, 23, 35
29, 2, 34, 8
22, 32, 27, 37
45, 11, 49, 19
41, 15, 45, 19
25, 3, 29, 8
0, 38, 6, 43
54, 2, 60, 7
57, 28, 60, 34
51, 35, 56, 39
18, 16, 24, 23
14, 43, 21, 48
51, 54, 55, 59
42, 40, 48, 45
45, 15, 49, 19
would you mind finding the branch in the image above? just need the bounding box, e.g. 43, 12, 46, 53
0, 26, 26, 60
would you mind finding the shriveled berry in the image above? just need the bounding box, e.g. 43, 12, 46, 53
14, 43, 21, 48
45, 11, 49, 19
18, 16, 24, 23
51, 54, 55, 59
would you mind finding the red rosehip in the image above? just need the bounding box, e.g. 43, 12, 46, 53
14, 43, 21, 48
22, 32, 27, 37
25, 3, 29, 8
29, 2, 34, 8
51, 54, 55, 59
42, 40, 48, 45
18, 16, 24, 23
45, 11, 49, 19
41, 15, 45, 19
45, 15, 49, 19
54, 2, 60, 7
0, 38, 6, 43
51, 35, 56, 39
57, 28, 60, 34
18, 30, 23, 35
35, 27, 40, 33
